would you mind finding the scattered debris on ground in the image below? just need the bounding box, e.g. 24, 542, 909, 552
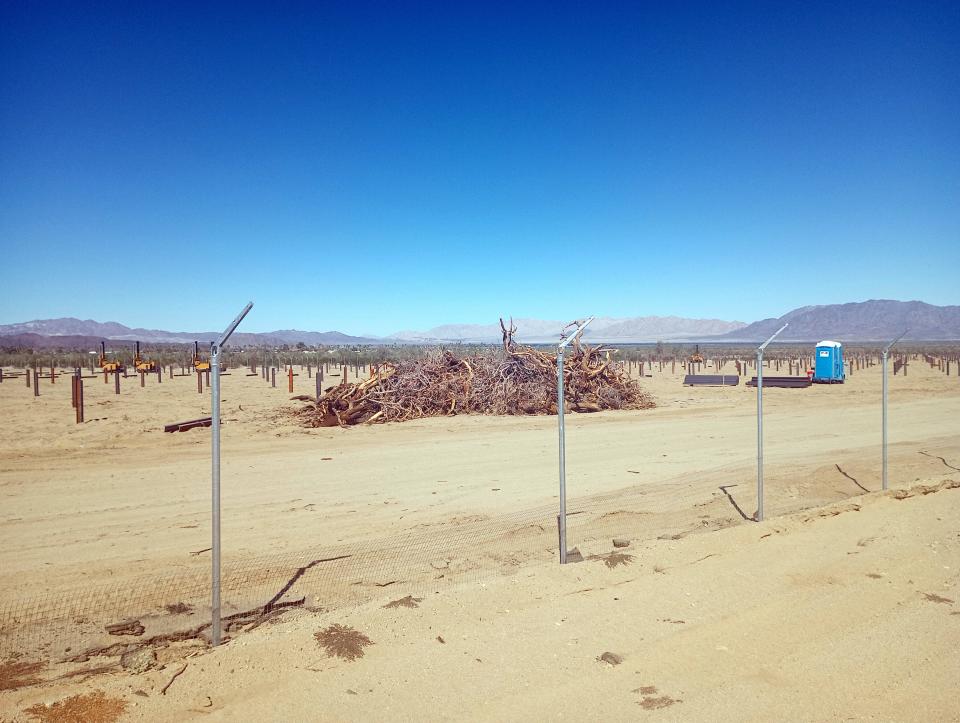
315, 624, 374, 661
24, 690, 127, 723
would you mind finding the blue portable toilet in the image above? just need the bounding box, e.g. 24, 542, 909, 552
813, 340, 845, 383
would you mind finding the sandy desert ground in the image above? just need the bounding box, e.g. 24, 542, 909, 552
0, 355, 957, 721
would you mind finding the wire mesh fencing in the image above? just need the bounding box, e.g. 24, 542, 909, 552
4, 446, 957, 665
0, 472, 751, 662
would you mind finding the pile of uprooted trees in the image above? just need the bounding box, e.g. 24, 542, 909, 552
296, 319, 655, 427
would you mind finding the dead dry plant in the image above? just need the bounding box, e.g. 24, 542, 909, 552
298, 318, 655, 427
314, 624, 374, 661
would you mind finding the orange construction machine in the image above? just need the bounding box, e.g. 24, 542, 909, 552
193, 341, 211, 372
133, 341, 157, 373
98, 341, 125, 374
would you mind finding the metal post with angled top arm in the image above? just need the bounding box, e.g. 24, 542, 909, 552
210, 301, 253, 645
557, 316, 594, 564
756, 323, 788, 522
882, 330, 907, 491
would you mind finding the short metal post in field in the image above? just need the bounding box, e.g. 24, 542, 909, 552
271, 368, 276, 388
76, 377, 84, 423
755, 323, 788, 522
210, 301, 254, 647
114, 371, 121, 395
882, 330, 908, 491
33, 370, 39, 396
557, 316, 594, 564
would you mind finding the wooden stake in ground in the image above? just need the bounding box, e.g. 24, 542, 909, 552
76, 377, 84, 423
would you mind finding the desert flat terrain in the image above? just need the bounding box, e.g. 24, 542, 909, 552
0, 356, 958, 721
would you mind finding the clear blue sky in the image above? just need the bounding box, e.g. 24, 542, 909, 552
1, 1, 957, 335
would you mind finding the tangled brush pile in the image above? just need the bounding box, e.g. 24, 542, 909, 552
297, 319, 655, 427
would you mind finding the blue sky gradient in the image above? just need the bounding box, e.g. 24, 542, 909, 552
1, 1, 957, 334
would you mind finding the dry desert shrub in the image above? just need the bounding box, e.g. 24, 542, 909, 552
315, 624, 374, 661
24, 690, 127, 723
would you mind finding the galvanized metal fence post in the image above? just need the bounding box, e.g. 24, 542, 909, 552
756, 323, 788, 522
756, 347, 763, 521
557, 346, 567, 564
556, 317, 594, 564
211, 349, 221, 645
882, 349, 888, 491
882, 331, 907, 491
210, 301, 253, 646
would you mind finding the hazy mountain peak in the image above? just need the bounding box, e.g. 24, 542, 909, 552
721, 300, 960, 341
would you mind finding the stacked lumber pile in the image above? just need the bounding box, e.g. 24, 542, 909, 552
296, 319, 655, 427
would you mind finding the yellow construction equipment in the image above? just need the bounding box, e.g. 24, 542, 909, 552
689, 344, 704, 364
193, 341, 211, 372
133, 341, 157, 373
97, 341, 125, 374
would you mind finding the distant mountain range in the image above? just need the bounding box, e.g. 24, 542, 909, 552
721, 300, 960, 341
387, 316, 746, 343
0, 319, 378, 348
0, 300, 958, 349
0, 315, 747, 347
